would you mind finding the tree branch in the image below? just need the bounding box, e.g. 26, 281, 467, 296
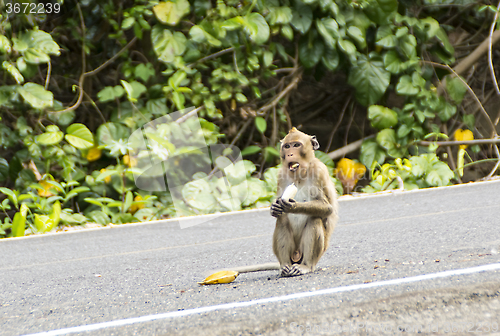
257, 69, 302, 115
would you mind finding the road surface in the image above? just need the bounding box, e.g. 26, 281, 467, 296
1, 180, 500, 335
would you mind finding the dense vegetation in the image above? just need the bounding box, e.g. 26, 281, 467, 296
1, 0, 499, 237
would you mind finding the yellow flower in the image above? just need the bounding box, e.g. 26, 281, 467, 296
129, 195, 145, 214
123, 154, 137, 167
100, 169, 111, 183
454, 129, 474, 150
86, 147, 102, 162
38, 181, 56, 197
335, 158, 366, 193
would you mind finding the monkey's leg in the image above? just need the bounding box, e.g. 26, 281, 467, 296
287, 218, 325, 277
273, 218, 296, 277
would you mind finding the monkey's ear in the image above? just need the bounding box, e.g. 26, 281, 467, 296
311, 136, 320, 150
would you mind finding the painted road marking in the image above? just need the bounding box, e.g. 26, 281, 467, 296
24, 262, 500, 336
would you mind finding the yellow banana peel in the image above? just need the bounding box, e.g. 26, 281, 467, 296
198, 270, 239, 285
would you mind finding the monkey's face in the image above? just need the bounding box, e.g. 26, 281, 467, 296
280, 128, 320, 175
281, 140, 307, 173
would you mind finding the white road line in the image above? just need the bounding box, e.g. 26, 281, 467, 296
25, 262, 500, 336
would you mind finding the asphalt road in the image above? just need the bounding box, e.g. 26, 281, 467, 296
2, 180, 500, 336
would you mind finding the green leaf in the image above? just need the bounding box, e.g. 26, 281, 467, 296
49, 201, 61, 229
376, 25, 397, 48
299, 39, 324, 68
435, 27, 454, 58
446, 76, 467, 104
409, 155, 428, 178
183, 179, 217, 211
426, 159, 454, 186
0, 35, 11, 53
97, 122, 130, 146
235, 92, 247, 103
348, 54, 390, 106
316, 18, 339, 49
322, 48, 339, 71
419, 17, 440, 39
241, 145, 261, 156
153, 0, 190, 26
65, 186, 90, 201
255, 117, 267, 134
0, 187, 17, 208
360, 139, 386, 169
122, 17, 136, 30
34, 214, 51, 233
383, 50, 404, 74
281, 24, 294, 40
130, 81, 147, 99
347, 26, 366, 49
368, 105, 398, 129
376, 128, 397, 151
463, 114, 475, 129
244, 13, 270, 45
0, 158, 8, 182
96, 169, 119, 182
267, 6, 293, 25
437, 99, 457, 122
121, 80, 146, 102
397, 124, 412, 138
17, 82, 53, 109
97, 85, 125, 102
12, 204, 28, 237
124, 191, 133, 213
396, 75, 419, 95
65, 123, 94, 149
2, 61, 24, 84
134, 63, 155, 82
189, 25, 222, 47
35, 125, 63, 145
265, 146, 280, 157
152, 25, 187, 63
399, 34, 417, 59
263, 51, 273, 67
12, 30, 60, 64
87, 211, 110, 225
291, 3, 313, 34
364, 0, 398, 25
337, 39, 357, 64
48, 110, 75, 126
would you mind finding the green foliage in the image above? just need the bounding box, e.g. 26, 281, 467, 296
363, 154, 455, 192
0, 0, 484, 237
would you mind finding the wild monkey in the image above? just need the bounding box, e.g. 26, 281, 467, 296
270, 127, 338, 276
202, 128, 337, 282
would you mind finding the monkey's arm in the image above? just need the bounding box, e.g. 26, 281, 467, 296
279, 199, 333, 217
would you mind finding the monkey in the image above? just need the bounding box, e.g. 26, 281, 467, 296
201, 128, 338, 281
270, 127, 338, 276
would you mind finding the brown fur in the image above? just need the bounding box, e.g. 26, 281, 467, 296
270, 128, 338, 276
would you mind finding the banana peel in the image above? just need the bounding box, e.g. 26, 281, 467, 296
198, 270, 239, 285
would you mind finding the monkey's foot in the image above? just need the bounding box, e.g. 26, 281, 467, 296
281, 264, 311, 277
291, 250, 302, 263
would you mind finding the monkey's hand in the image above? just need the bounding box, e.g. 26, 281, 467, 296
271, 199, 284, 218
278, 198, 297, 213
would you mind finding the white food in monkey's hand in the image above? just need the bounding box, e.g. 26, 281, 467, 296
281, 183, 298, 201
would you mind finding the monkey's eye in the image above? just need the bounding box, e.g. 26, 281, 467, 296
293, 143, 300, 147
284, 144, 290, 149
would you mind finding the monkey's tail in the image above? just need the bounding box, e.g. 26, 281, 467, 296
218, 262, 280, 274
